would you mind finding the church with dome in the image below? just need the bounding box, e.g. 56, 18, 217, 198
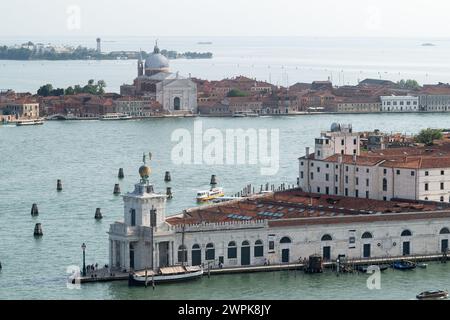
120, 42, 198, 113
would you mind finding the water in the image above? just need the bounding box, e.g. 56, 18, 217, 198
2, 36, 450, 92
1, 114, 450, 300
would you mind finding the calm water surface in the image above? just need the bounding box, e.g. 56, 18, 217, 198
1, 114, 450, 299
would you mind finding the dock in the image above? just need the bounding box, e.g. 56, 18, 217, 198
74, 253, 448, 284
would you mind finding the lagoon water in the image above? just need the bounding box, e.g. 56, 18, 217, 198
1, 114, 450, 299
2, 36, 450, 92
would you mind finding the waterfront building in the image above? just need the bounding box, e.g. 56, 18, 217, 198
114, 98, 163, 117
108, 163, 450, 271
418, 94, 450, 112
299, 124, 450, 202
335, 98, 381, 113
380, 95, 419, 112
120, 42, 197, 114
0, 99, 39, 119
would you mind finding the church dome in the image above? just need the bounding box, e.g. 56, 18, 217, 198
145, 43, 169, 71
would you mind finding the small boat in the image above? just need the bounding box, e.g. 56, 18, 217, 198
417, 263, 428, 269
100, 113, 133, 121
245, 113, 260, 117
232, 112, 246, 118
356, 264, 390, 273
16, 119, 44, 126
416, 290, 448, 300
392, 260, 416, 270
128, 266, 203, 286
196, 187, 225, 202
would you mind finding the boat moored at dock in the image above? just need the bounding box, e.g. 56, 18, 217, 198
393, 261, 416, 270
100, 113, 133, 121
128, 266, 203, 286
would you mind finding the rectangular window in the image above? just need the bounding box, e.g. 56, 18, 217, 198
411, 171, 415, 176
335, 175, 338, 182
317, 187, 321, 193
311, 172, 314, 180
300, 171, 304, 179
326, 164, 329, 168
353, 139, 357, 145
425, 171, 429, 176
269, 241, 275, 251
356, 167, 359, 172
366, 191, 369, 199
396, 170, 400, 175
326, 187, 330, 195
366, 169, 369, 173
345, 188, 348, 196
345, 176, 349, 184
383, 196, 387, 201
317, 167, 320, 173
335, 187, 338, 195
341, 139, 345, 146
355, 190, 359, 198
383, 169, 387, 175
356, 177, 359, 185
300, 161, 304, 166
228, 247, 237, 259
346, 166, 349, 172
441, 182, 445, 190
366, 179, 369, 187
442, 171, 445, 175
425, 183, 429, 191
326, 174, 330, 181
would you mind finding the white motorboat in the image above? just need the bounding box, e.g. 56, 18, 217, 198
100, 113, 133, 121
16, 119, 44, 126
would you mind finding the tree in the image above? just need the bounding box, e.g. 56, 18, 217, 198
65, 86, 75, 95
415, 128, 443, 146
227, 89, 248, 97
37, 84, 54, 97
397, 79, 420, 90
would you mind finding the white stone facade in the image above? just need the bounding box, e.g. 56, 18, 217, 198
380, 96, 419, 112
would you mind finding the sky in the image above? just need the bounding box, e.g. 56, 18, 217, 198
1, 0, 450, 38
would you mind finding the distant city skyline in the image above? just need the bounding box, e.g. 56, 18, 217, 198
2, 0, 450, 38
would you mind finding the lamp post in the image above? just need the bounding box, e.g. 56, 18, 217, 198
81, 243, 86, 277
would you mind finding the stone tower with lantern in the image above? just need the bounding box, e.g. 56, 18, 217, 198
108, 154, 169, 272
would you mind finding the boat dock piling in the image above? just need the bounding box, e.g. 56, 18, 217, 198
166, 187, 173, 199
31, 204, 39, 217
57, 179, 63, 192
164, 171, 171, 182
33, 223, 43, 237
113, 184, 121, 195
210, 175, 217, 188
118, 168, 124, 179
95, 208, 103, 220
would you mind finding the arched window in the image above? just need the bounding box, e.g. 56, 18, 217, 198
174, 97, 181, 111
178, 245, 187, 263
228, 241, 237, 259
382, 178, 388, 192
205, 243, 215, 261
192, 244, 200, 250
401, 230, 412, 237
440, 228, 450, 235
254, 240, 264, 257
280, 237, 292, 244
321, 234, 333, 241
362, 232, 373, 239
242, 240, 250, 246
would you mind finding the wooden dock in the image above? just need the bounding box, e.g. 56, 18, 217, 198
74, 253, 448, 284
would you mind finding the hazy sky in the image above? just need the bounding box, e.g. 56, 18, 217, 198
1, 0, 450, 37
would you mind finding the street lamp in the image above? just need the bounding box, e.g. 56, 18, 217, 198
81, 243, 86, 277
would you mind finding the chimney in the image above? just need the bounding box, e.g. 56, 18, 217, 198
305, 147, 310, 159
